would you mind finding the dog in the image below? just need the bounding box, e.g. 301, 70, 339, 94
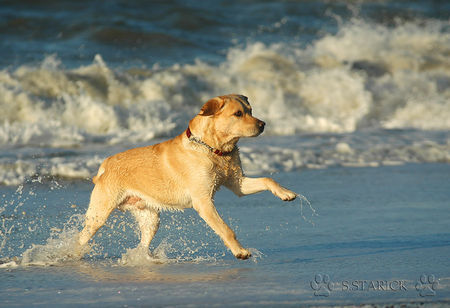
77, 94, 297, 260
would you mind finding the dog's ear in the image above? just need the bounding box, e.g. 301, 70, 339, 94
199, 98, 225, 116
235, 94, 250, 107
236, 94, 249, 103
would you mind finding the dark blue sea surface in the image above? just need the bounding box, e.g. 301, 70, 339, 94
1, 0, 448, 68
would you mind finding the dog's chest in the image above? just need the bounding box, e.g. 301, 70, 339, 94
210, 156, 240, 190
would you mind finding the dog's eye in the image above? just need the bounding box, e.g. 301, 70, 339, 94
234, 111, 243, 117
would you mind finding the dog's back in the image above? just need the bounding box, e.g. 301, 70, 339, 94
92, 136, 195, 206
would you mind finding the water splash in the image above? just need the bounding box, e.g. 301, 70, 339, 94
20, 224, 86, 266
248, 248, 265, 263
1, 182, 225, 267
296, 193, 318, 226
119, 238, 175, 266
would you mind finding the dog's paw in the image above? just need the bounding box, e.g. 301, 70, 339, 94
275, 187, 297, 201
235, 248, 252, 260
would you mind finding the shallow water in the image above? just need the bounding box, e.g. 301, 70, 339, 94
1, 164, 449, 306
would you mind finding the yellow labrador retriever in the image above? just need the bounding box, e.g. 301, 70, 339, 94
77, 94, 296, 260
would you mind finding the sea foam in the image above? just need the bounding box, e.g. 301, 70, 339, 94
0, 19, 448, 185
1, 19, 448, 147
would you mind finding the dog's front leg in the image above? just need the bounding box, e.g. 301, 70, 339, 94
237, 177, 297, 201
192, 197, 251, 260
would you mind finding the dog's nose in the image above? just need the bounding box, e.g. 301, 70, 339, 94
258, 120, 265, 133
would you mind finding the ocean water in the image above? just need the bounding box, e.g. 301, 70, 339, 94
1, 0, 449, 306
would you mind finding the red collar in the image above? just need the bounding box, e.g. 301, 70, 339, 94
186, 127, 232, 156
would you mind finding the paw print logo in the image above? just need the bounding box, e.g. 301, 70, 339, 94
310, 274, 332, 297
415, 274, 439, 297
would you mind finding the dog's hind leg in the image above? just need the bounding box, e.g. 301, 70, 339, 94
129, 206, 160, 253
78, 185, 117, 250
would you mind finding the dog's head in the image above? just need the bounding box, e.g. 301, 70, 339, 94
189, 94, 265, 151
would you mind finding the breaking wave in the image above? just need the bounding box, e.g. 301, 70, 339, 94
0, 18, 448, 148
0, 18, 449, 185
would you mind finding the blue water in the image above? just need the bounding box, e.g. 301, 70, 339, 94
1, 0, 449, 306
3, 0, 447, 69
1, 164, 449, 306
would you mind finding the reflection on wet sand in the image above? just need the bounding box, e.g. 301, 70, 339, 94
76, 261, 252, 283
